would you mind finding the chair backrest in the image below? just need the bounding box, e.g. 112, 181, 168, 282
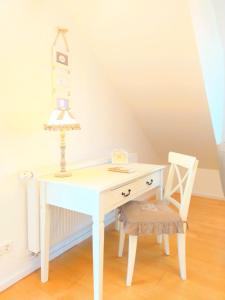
164, 152, 199, 221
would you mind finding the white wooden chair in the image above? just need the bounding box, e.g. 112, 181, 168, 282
118, 152, 198, 286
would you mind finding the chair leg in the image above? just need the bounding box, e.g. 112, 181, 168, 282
118, 222, 126, 257
126, 235, 138, 286
177, 233, 186, 280
163, 234, 170, 255
156, 234, 162, 244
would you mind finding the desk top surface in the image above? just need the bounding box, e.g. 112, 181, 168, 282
39, 163, 165, 192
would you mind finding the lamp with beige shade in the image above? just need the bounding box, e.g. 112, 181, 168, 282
44, 99, 80, 177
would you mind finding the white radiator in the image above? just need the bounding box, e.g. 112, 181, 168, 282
50, 206, 92, 247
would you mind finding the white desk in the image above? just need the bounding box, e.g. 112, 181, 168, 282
39, 163, 165, 300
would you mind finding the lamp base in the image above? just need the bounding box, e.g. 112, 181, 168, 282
55, 171, 72, 177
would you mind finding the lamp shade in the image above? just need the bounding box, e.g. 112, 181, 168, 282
44, 99, 80, 131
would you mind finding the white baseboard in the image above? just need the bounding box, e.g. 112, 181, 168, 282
0, 212, 115, 292
192, 192, 225, 201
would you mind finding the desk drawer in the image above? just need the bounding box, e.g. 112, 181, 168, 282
141, 171, 160, 192
101, 171, 161, 213
112, 180, 143, 203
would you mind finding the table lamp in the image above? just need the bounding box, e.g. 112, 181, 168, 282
44, 99, 81, 177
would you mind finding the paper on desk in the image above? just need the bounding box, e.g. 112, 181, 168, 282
107, 166, 135, 173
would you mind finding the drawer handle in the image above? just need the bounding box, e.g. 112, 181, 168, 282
121, 189, 131, 197
146, 179, 154, 186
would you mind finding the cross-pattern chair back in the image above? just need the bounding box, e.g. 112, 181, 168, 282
164, 152, 198, 221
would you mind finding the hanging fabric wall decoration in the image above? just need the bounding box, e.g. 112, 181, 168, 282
45, 28, 81, 178
52, 27, 71, 105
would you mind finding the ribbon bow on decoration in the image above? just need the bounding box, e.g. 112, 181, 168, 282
57, 108, 75, 120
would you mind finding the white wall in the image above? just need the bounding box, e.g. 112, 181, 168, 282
0, 0, 158, 290
68, 0, 219, 169
193, 168, 224, 200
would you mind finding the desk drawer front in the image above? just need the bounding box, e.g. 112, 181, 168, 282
102, 171, 161, 213
141, 171, 160, 192
112, 180, 143, 203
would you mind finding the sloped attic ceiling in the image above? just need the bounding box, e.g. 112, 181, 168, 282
71, 0, 218, 168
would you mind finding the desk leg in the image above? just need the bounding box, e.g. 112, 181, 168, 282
156, 184, 163, 244
156, 169, 164, 201
40, 182, 50, 283
156, 170, 164, 244
92, 217, 104, 300
114, 208, 120, 231
156, 185, 163, 201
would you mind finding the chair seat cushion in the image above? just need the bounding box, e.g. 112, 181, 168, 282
119, 200, 184, 236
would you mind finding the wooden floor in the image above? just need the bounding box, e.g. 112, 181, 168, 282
1, 196, 225, 300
